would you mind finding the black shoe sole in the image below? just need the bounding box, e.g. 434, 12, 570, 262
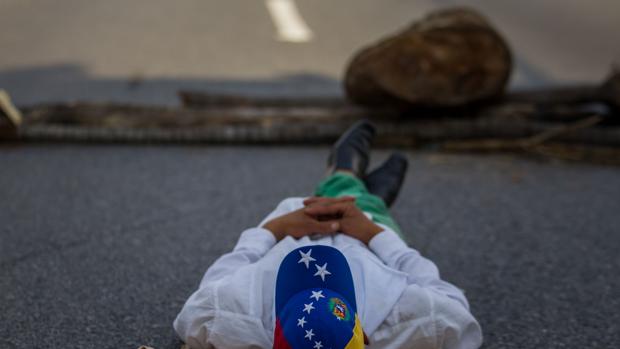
364, 152, 408, 207
327, 120, 376, 177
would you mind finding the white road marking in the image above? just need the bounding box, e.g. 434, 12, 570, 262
266, 0, 314, 43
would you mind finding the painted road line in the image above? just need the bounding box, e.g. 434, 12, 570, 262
266, 0, 314, 43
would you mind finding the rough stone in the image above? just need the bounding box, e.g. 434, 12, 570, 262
344, 7, 512, 107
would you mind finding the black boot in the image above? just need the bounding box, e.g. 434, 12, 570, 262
364, 152, 408, 207
327, 120, 376, 177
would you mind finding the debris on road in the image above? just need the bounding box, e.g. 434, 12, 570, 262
2, 71, 619, 165
14, 93, 619, 147
344, 7, 512, 107
0, 89, 22, 140
1, 7, 618, 166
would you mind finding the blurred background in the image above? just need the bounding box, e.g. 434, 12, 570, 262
1, 0, 619, 106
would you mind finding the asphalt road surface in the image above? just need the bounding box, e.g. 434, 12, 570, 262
1, 145, 619, 348
1, 0, 620, 105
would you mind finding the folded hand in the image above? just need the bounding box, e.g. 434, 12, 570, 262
303, 196, 383, 244
263, 207, 341, 241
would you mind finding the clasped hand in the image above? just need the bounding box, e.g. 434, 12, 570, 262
263, 196, 384, 245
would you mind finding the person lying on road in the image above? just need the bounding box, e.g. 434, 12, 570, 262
174, 120, 483, 349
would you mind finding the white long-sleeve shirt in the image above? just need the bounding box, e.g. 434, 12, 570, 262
174, 198, 483, 349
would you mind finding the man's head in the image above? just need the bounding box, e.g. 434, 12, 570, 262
274, 246, 365, 349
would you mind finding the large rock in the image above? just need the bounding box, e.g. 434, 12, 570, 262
344, 7, 512, 107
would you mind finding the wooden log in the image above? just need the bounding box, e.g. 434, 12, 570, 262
503, 68, 620, 117
180, 86, 611, 111
15, 102, 620, 147
179, 90, 348, 108
0, 90, 22, 141
179, 71, 620, 124
17, 104, 620, 165
443, 140, 620, 166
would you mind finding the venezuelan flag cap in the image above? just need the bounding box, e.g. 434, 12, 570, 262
274, 246, 364, 349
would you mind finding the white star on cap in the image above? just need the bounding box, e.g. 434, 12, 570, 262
314, 341, 323, 349
304, 329, 315, 340
298, 249, 316, 269
297, 316, 306, 328
314, 263, 331, 281
310, 290, 325, 301
303, 302, 315, 314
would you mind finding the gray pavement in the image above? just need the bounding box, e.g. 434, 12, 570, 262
1, 144, 619, 348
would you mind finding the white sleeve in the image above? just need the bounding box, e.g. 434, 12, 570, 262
369, 230, 470, 309
367, 230, 483, 349
199, 228, 276, 286
173, 227, 276, 349
174, 197, 305, 348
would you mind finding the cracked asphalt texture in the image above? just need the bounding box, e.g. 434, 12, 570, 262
1, 145, 619, 348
